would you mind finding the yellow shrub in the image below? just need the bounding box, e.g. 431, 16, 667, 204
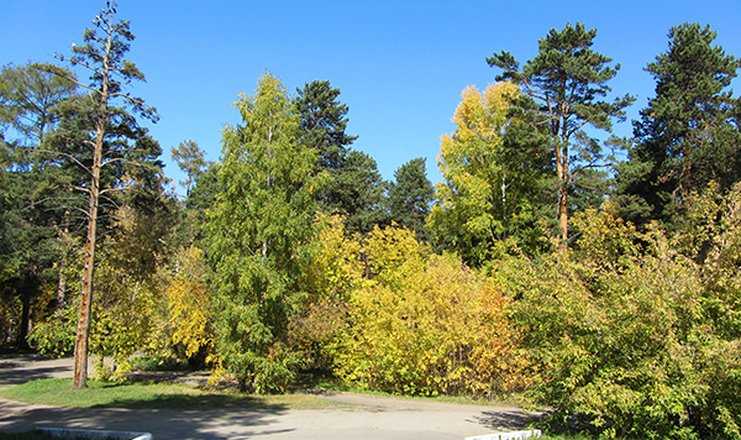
335, 225, 526, 396
164, 246, 214, 359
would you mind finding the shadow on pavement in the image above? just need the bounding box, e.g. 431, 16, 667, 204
0, 353, 71, 387
472, 409, 541, 431
0, 398, 289, 439
0, 365, 71, 386
91, 393, 286, 411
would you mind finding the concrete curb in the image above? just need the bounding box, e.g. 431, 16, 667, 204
465, 429, 542, 440
36, 427, 152, 440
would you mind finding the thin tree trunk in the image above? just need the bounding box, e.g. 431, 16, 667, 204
554, 140, 569, 247
55, 211, 70, 310
72, 29, 111, 387
17, 280, 33, 350
557, 112, 570, 248
558, 182, 568, 246
72, 128, 102, 389
56, 271, 66, 310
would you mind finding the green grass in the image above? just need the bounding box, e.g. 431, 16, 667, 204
0, 378, 353, 411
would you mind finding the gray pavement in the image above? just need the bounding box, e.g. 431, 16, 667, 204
0, 354, 537, 439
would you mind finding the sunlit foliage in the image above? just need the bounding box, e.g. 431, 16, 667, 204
429, 82, 551, 264
335, 225, 526, 397
498, 186, 740, 438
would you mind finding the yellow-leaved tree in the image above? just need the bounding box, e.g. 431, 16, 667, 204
88, 206, 171, 381
429, 82, 551, 264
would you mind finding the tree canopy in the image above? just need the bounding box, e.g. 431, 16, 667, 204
488, 23, 634, 246
617, 23, 741, 225
2, 10, 740, 439
206, 72, 319, 392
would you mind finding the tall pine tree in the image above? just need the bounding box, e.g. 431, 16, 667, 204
0, 63, 77, 348
295, 80, 388, 233
388, 158, 434, 240
488, 23, 633, 246
617, 23, 740, 225
55, 0, 159, 388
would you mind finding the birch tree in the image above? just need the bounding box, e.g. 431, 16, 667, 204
206, 73, 319, 392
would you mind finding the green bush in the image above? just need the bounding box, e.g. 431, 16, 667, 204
27, 304, 77, 357
499, 187, 740, 439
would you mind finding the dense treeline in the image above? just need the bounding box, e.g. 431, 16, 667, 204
1, 3, 739, 439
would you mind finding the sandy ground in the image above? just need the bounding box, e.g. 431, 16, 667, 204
0, 354, 537, 439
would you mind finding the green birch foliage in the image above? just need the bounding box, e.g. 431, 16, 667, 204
206, 73, 319, 393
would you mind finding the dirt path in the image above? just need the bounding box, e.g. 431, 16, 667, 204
0, 354, 537, 439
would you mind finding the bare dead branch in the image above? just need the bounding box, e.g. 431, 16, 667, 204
99, 184, 132, 196
32, 148, 95, 177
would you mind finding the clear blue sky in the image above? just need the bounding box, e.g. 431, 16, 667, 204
2, 1, 740, 194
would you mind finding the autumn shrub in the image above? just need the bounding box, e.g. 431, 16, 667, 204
90, 259, 164, 381
334, 225, 526, 397
164, 246, 215, 363
27, 207, 170, 374
288, 214, 365, 373
82, 206, 172, 381
500, 191, 740, 439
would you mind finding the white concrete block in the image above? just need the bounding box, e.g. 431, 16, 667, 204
465, 429, 542, 440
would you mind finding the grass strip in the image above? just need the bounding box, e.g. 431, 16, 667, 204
0, 378, 351, 411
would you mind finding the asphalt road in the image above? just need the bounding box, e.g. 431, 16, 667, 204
0, 354, 536, 439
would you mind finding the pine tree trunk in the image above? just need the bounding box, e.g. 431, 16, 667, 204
555, 140, 569, 247
72, 130, 102, 389
557, 117, 570, 247
558, 183, 568, 246
72, 19, 113, 390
